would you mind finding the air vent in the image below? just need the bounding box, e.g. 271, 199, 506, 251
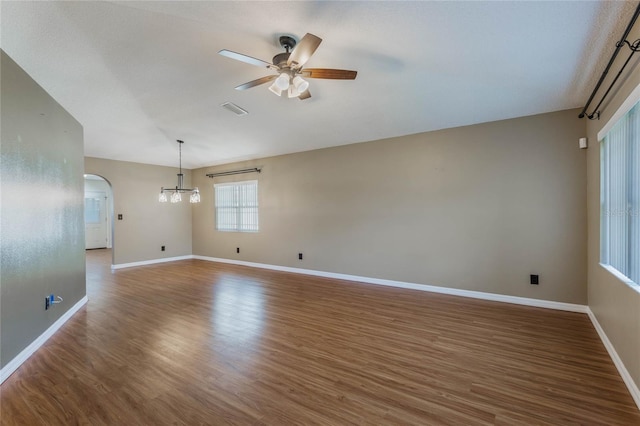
220, 102, 248, 116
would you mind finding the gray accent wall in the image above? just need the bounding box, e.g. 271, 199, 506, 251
84, 157, 193, 265
193, 109, 588, 305
1, 50, 86, 368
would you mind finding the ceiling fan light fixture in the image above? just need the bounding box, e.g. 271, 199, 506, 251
292, 76, 309, 93
275, 73, 290, 90
268, 81, 282, 96
288, 85, 300, 98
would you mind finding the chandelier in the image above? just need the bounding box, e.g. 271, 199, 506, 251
159, 140, 200, 204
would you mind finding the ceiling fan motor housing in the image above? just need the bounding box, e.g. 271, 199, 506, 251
272, 52, 291, 68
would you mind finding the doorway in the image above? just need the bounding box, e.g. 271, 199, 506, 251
84, 174, 114, 263
85, 191, 107, 249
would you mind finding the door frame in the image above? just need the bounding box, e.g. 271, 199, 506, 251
84, 174, 115, 265
85, 189, 108, 249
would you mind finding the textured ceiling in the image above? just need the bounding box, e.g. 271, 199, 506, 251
1, 1, 634, 169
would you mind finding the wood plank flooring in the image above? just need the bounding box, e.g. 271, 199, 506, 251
1, 249, 638, 425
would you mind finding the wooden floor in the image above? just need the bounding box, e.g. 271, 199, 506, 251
1, 250, 638, 425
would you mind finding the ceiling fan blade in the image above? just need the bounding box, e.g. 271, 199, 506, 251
219, 49, 272, 69
235, 75, 277, 90
298, 90, 311, 100
287, 33, 322, 69
301, 68, 357, 80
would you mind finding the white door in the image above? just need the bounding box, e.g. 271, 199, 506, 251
85, 191, 108, 249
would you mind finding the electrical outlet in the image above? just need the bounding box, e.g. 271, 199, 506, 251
237, 247, 240, 254
118, 214, 123, 220
161, 246, 165, 251
45, 296, 50, 310
299, 253, 303, 260
530, 274, 539, 285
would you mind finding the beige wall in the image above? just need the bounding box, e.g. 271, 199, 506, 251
586, 60, 640, 389
84, 157, 193, 265
193, 109, 587, 304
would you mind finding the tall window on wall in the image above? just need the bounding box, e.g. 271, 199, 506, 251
600, 100, 640, 288
214, 180, 259, 232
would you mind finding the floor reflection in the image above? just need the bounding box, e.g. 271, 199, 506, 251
211, 274, 265, 347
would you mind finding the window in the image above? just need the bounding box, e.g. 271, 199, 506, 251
601, 100, 640, 287
85, 197, 101, 224
214, 180, 258, 232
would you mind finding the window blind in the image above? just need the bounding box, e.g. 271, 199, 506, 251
601, 101, 640, 286
214, 180, 258, 232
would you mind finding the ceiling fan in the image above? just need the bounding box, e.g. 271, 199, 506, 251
219, 33, 357, 100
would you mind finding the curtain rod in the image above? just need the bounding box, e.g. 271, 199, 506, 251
206, 167, 261, 178
579, 3, 640, 119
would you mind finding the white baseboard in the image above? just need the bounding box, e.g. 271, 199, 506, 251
0, 295, 88, 385
192, 255, 587, 313
587, 308, 640, 410
111, 255, 193, 270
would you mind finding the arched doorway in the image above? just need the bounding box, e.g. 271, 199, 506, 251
84, 174, 115, 265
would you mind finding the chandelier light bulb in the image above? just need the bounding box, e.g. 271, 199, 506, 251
170, 191, 182, 203
190, 188, 201, 203
159, 190, 168, 203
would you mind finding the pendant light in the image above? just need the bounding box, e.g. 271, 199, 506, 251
159, 140, 200, 204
